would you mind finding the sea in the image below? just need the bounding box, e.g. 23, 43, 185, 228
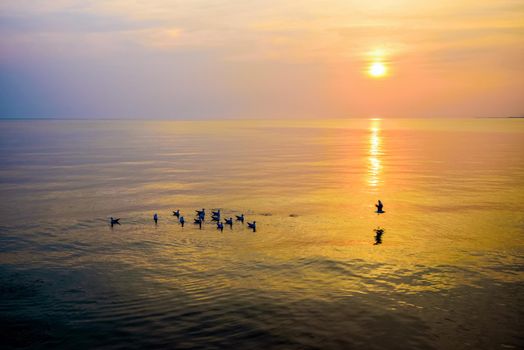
0, 118, 523, 349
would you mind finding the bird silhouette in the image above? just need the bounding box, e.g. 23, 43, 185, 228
110, 217, 120, 226
196, 208, 205, 221
194, 217, 203, 229
236, 214, 244, 223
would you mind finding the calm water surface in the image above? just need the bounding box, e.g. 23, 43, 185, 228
0, 119, 523, 349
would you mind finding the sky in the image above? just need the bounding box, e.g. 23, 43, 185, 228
1, 0, 523, 119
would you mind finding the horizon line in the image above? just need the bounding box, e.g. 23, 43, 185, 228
0, 116, 522, 121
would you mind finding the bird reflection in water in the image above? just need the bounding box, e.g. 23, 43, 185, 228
374, 227, 384, 245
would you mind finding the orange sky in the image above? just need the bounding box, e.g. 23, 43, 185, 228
1, 0, 523, 118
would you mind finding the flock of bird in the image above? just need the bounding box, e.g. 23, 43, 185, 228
109, 200, 385, 238
110, 208, 257, 232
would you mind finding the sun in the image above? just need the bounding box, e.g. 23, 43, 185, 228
368, 62, 387, 78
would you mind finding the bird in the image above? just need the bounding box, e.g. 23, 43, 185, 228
179, 216, 185, 227
153, 213, 158, 224
196, 208, 205, 221
236, 214, 244, 223
217, 222, 224, 232
375, 200, 385, 214
110, 217, 120, 226
247, 221, 256, 232
224, 217, 233, 228
173, 210, 180, 218
194, 217, 203, 229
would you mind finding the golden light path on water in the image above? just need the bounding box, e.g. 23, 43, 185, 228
368, 119, 382, 189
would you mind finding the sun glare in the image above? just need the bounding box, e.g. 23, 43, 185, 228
368, 62, 387, 78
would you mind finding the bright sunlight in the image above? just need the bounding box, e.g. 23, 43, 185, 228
368, 62, 387, 78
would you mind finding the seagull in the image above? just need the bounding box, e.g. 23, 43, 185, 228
173, 210, 180, 218
217, 222, 224, 232
224, 217, 233, 228
196, 208, 205, 221
179, 216, 185, 227
247, 221, 256, 232
110, 217, 120, 226
375, 200, 385, 214
236, 214, 244, 223
194, 217, 203, 229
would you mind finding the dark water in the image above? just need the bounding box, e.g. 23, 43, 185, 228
0, 119, 523, 349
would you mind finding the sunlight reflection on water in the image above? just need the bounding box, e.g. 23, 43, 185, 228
368, 119, 382, 189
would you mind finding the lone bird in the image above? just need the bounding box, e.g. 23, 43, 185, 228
173, 210, 180, 218
247, 221, 256, 232
154, 213, 158, 224
375, 200, 384, 213
194, 217, 203, 229
179, 216, 185, 227
224, 217, 233, 228
110, 217, 120, 226
236, 214, 244, 223
217, 222, 224, 232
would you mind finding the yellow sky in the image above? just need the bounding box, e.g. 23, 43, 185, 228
1, 0, 523, 118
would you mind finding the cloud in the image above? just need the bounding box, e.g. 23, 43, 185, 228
0, 11, 159, 33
